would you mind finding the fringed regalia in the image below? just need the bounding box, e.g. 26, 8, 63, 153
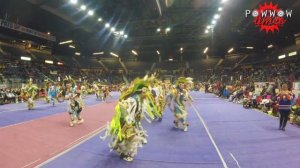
172, 77, 193, 132
24, 78, 38, 110
101, 78, 159, 162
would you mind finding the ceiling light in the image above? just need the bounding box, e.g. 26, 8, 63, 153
98, 18, 102, 22
59, 40, 73, 45
131, 50, 138, 56
228, 48, 234, 53
70, 0, 78, 5
93, 52, 104, 55
212, 20, 217, 25
120, 31, 124, 35
57, 62, 63, 65
267, 44, 273, 48
105, 23, 110, 28
204, 47, 208, 54
124, 35, 128, 38
278, 54, 286, 59
75, 52, 80, 56
157, 50, 160, 55
207, 25, 211, 29
47, 32, 51, 35
288, 51, 297, 57
205, 30, 209, 34
157, 28, 161, 32
218, 7, 223, 11
180, 48, 183, 51
214, 14, 220, 19
80, 5, 86, 11
166, 27, 171, 32
45, 60, 54, 64
169, 58, 173, 61
69, 45, 75, 48
246, 46, 254, 49
110, 27, 116, 32
88, 10, 94, 16
221, 0, 228, 3
110, 52, 119, 57
20, 56, 31, 61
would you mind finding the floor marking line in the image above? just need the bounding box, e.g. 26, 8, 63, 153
22, 158, 41, 168
191, 103, 228, 168
35, 126, 106, 168
230, 152, 241, 168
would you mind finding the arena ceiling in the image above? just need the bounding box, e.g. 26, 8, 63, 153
0, 0, 300, 61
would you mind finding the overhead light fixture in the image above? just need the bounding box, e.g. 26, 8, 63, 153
214, 14, 220, 19
204, 47, 208, 54
69, 45, 75, 48
59, 40, 73, 45
70, 0, 78, 5
288, 51, 297, 57
105, 23, 110, 28
110, 27, 116, 32
93, 52, 104, 55
221, 0, 228, 3
45, 60, 54, 64
75, 52, 81, 56
267, 44, 273, 48
80, 5, 86, 11
180, 48, 183, 51
228, 48, 234, 53
207, 25, 211, 29
20, 56, 31, 61
169, 58, 173, 61
156, 50, 160, 55
120, 31, 124, 35
246, 46, 254, 49
212, 20, 217, 25
57, 62, 64, 65
157, 28, 161, 32
131, 50, 138, 56
88, 10, 94, 16
47, 32, 51, 35
218, 7, 223, 11
124, 35, 128, 38
110, 52, 119, 57
278, 54, 286, 59
166, 27, 171, 32
98, 18, 102, 22
205, 30, 209, 34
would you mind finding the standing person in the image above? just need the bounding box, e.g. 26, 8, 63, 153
101, 78, 157, 162
48, 84, 58, 106
277, 83, 293, 131
173, 77, 191, 132
205, 82, 209, 93
24, 78, 38, 110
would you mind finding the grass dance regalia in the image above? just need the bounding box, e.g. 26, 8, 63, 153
101, 78, 160, 162
63, 76, 84, 127
171, 77, 193, 132
149, 79, 166, 121
93, 82, 104, 101
24, 78, 38, 110
48, 84, 58, 106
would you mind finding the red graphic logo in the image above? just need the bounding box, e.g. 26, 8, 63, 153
245, 2, 293, 34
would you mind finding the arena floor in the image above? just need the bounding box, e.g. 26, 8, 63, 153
1, 92, 300, 168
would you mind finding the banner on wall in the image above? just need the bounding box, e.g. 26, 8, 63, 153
0, 19, 56, 42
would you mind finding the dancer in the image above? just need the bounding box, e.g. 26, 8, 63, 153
48, 83, 58, 106
24, 78, 38, 110
101, 78, 157, 162
173, 77, 191, 132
